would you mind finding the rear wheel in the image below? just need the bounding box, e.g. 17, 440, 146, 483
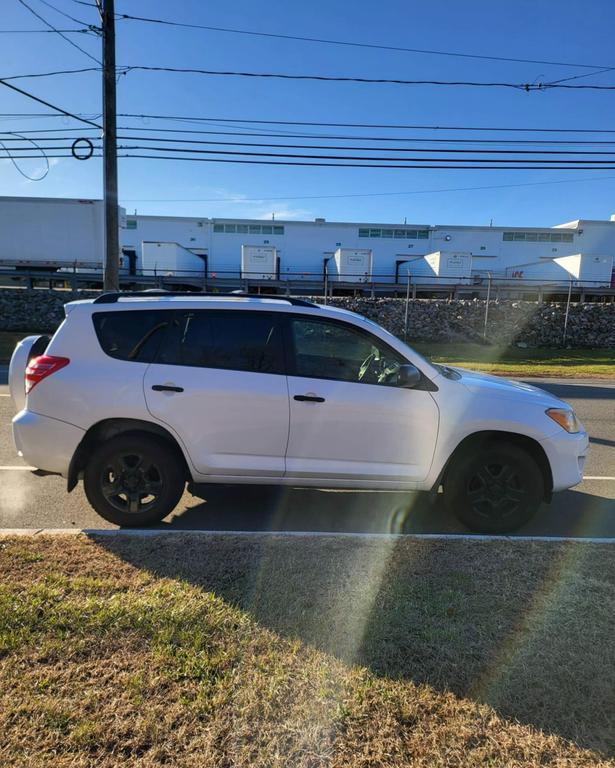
444, 442, 544, 533
83, 433, 185, 526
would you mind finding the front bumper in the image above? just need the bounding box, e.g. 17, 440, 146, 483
12, 410, 85, 477
540, 428, 589, 492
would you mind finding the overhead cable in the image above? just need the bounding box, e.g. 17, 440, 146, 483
15, 0, 100, 63
117, 175, 615, 203
115, 14, 615, 72
118, 153, 615, 169
0, 79, 101, 128
118, 65, 615, 91
0, 131, 51, 180
36, 0, 96, 27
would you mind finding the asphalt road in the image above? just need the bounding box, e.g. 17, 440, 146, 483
0, 370, 613, 537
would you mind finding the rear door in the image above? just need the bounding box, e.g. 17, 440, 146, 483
284, 316, 439, 484
144, 309, 290, 477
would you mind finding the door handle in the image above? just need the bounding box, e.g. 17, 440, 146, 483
294, 394, 325, 403
152, 384, 184, 393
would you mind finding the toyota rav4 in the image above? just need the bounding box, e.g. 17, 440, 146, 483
10, 292, 588, 532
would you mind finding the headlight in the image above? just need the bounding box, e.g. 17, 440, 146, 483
546, 407, 580, 434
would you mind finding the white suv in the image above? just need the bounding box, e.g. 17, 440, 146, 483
10, 292, 588, 532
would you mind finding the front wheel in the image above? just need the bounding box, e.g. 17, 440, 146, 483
443, 442, 544, 533
83, 433, 185, 526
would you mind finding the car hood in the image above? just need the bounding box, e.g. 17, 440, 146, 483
451, 366, 565, 407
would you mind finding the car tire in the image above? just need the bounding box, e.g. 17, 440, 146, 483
443, 441, 544, 534
83, 433, 185, 527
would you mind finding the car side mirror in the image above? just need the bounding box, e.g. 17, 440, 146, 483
396, 363, 422, 389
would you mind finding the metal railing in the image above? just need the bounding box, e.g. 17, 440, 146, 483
1, 264, 614, 300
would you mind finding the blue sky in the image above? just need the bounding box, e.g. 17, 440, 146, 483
3, 0, 615, 226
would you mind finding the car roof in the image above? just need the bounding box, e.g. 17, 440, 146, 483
65, 293, 363, 322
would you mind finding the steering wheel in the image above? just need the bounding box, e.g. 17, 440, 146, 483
358, 349, 381, 382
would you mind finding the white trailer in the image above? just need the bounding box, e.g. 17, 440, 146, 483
420, 251, 473, 284
241, 245, 277, 280
553, 253, 613, 287
0, 196, 109, 270
141, 241, 205, 277
332, 248, 372, 282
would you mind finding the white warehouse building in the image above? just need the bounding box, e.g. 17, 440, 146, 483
1, 196, 614, 289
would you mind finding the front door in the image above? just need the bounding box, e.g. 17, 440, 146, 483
144, 309, 289, 477
284, 316, 439, 484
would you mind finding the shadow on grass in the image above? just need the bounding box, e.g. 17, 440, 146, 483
91, 485, 615, 755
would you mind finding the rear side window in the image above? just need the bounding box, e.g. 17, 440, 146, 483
93, 310, 171, 362
156, 310, 284, 374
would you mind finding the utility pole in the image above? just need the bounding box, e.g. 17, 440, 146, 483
100, 0, 119, 291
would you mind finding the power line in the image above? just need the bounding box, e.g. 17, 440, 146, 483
15, 139, 615, 162
12, 126, 615, 147
118, 153, 615, 169
115, 13, 615, 73
12, 127, 615, 147
110, 144, 615, 164
0, 65, 569, 90
0, 65, 587, 92
11, 140, 615, 161
36, 0, 97, 27
11, 134, 615, 155
0, 28, 93, 33
4, 150, 615, 171
15, 0, 100, 64
119, 65, 615, 91
119, 175, 615, 203
11, 63, 615, 91
0, 79, 101, 128
0, 131, 51, 180
8, 111, 615, 135
112, 128, 615, 146
3, 67, 101, 80
109, 136, 615, 155
115, 114, 615, 134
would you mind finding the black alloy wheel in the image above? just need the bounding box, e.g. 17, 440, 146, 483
465, 461, 527, 523
444, 442, 544, 533
84, 433, 185, 526
100, 451, 164, 516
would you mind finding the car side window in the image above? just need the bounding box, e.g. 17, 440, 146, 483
290, 318, 406, 386
93, 310, 171, 363
156, 310, 285, 374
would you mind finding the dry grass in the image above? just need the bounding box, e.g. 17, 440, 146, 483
1, 533, 615, 766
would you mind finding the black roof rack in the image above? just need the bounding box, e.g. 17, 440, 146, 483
92, 291, 317, 308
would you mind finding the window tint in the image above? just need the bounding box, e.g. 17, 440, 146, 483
93, 310, 170, 362
290, 318, 406, 386
157, 310, 284, 374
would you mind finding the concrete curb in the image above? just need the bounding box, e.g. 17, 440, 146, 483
2, 528, 615, 544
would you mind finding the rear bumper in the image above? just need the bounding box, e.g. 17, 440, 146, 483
12, 410, 85, 477
541, 429, 589, 492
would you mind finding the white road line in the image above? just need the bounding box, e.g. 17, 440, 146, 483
0, 465, 36, 471
0, 394, 10, 397
583, 476, 615, 481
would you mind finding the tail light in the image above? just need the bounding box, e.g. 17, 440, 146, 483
25, 355, 70, 394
